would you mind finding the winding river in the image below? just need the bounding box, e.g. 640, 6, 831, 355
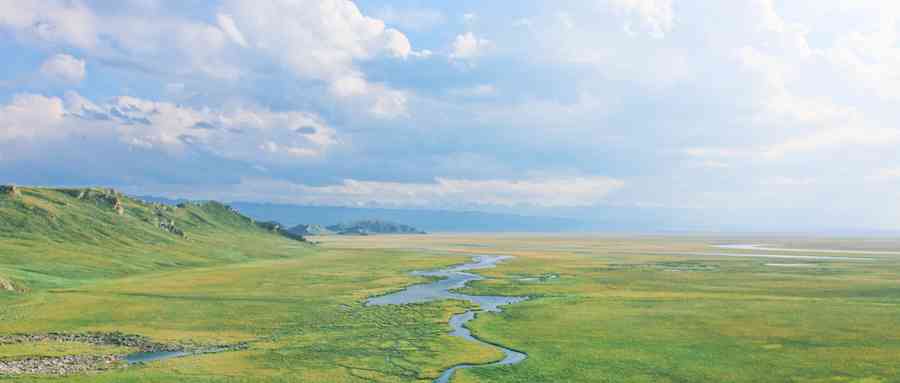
366, 255, 528, 383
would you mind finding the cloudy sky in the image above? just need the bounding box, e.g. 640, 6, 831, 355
1, 0, 899, 230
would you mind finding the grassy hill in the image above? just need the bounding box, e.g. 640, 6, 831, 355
0, 186, 307, 291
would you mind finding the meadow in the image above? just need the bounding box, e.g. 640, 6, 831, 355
2, 189, 899, 382
322, 235, 900, 383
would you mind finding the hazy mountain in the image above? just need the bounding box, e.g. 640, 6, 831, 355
326, 220, 425, 235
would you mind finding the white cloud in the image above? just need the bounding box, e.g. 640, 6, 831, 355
39, 53, 86, 83
172, 176, 625, 207
607, 0, 674, 38
220, 0, 412, 79
0, 1, 239, 79
0, 92, 337, 163
1, 0, 414, 117
0, 0, 98, 48
762, 127, 900, 159
221, 0, 413, 116
216, 13, 247, 47
0, 93, 66, 141
450, 32, 491, 61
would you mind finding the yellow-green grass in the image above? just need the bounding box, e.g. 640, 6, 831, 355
319, 234, 900, 383
1, 188, 503, 381
5, 188, 900, 383
0, 246, 503, 382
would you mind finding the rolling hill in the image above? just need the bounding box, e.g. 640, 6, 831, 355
0, 186, 308, 292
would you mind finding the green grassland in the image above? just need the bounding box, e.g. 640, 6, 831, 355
0, 188, 501, 382
321, 235, 900, 383
2, 187, 900, 382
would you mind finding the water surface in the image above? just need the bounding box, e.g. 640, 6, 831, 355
125, 351, 190, 364
366, 255, 528, 382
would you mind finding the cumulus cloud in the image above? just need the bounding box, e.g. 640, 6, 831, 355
0, 1, 239, 79
1, 0, 414, 116
220, 0, 413, 116
0, 93, 67, 141
39, 54, 86, 83
450, 32, 491, 61
0, 92, 337, 163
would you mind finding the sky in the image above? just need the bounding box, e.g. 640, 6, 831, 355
1, 0, 899, 231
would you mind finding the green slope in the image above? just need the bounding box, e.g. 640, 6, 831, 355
0, 186, 308, 291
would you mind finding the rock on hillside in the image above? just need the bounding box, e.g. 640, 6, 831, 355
0, 186, 304, 243
1, 185, 20, 198
0, 278, 19, 292
287, 224, 331, 236
326, 220, 426, 235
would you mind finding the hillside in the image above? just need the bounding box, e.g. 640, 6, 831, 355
327, 220, 426, 235
0, 186, 308, 292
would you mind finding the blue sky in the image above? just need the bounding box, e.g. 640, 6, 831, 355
2, 0, 900, 230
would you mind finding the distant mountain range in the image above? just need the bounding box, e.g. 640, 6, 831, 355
135, 197, 586, 233
323, 220, 426, 235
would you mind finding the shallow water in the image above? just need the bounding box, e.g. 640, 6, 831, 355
125, 351, 190, 364
765, 263, 817, 267
663, 251, 874, 261
713, 244, 900, 255
366, 255, 528, 382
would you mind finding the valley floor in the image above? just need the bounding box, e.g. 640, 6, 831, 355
2, 234, 900, 382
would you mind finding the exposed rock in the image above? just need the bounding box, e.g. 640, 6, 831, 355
0, 332, 250, 376
112, 197, 124, 215
67, 188, 126, 215
0, 185, 19, 198
0, 278, 19, 292
0, 354, 123, 376
287, 224, 330, 236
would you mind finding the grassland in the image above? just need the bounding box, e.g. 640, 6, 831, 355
3, 188, 900, 382
321, 235, 900, 383
0, 188, 501, 381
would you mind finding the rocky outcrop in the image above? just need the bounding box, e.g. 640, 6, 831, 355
63, 188, 126, 215
157, 218, 185, 238
112, 198, 124, 215
287, 224, 330, 236
0, 278, 19, 292
0, 185, 19, 198
0, 332, 249, 376
0, 355, 122, 376
152, 207, 186, 238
